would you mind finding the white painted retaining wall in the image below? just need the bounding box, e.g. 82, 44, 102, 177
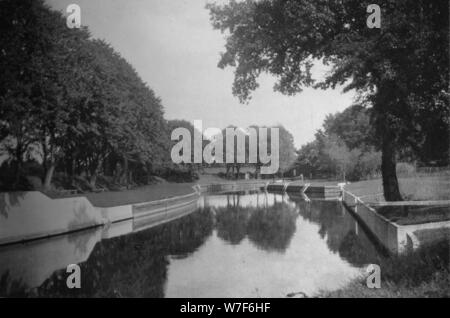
98, 205, 133, 223
342, 190, 405, 253
0, 188, 202, 245
342, 190, 450, 253
0, 192, 104, 246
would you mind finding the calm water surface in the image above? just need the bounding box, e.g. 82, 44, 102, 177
0, 191, 385, 297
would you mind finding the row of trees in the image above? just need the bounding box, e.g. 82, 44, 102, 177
294, 105, 381, 181
0, 1, 297, 191
208, 0, 449, 200
219, 124, 296, 178
2, 0, 447, 197
0, 0, 170, 191
288, 98, 446, 182
169, 122, 297, 179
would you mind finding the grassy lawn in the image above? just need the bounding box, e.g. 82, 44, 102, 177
414, 228, 450, 246
345, 175, 450, 224
322, 272, 450, 297
399, 175, 450, 201
346, 175, 450, 202
321, 239, 450, 298
374, 205, 450, 225
64, 183, 196, 208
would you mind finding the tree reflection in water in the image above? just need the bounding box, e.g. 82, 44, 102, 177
0, 271, 28, 297
289, 195, 386, 266
247, 203, 298, 252
215, 194, 251, 245
30, 208, 214, 297
214, 192, 298, 252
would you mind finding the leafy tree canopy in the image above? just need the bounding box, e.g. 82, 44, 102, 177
208, 0, 449, 200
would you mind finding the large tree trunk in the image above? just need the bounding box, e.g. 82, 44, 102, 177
88, 158, 103, 189
342, 165, 346, 182
12, 144, 24, 189
43, 140, 55, 190
146, 162, 152, 184
66, 157, 74, 178
44, 163, 55, 190
123, 156, 129, 186
42, 139, 48, 183
381, 136, 403, 201
89, 174, 97, 189
12, 160, 22, 189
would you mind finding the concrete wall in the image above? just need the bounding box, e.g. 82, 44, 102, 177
342, 190, 402, 253
0, 192, 104, 245
0, 188, 202, 245
133, 196, 200, 234
98, 205, 133, 224
343, 190, 450, 253
340, 190, 447, 254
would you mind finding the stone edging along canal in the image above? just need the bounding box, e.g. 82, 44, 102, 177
0, 181, 267, 246
0, 186, 203, 246
341, 189, 450, 254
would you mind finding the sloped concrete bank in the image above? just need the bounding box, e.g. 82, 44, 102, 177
0, 187, 201, 246
342, 189, 450, 254
0, 182, 272, 246
0, 192, 104, 246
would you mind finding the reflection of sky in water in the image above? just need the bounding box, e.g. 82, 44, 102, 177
166, 214, 361, 298
0, 228, 102, 294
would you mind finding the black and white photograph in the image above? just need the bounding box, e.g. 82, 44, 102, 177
0, 0, 449, 302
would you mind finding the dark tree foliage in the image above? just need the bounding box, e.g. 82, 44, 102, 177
208, 0, 449, 200
221, 124, 295, 178
166, 119, 203, 181
323, 105, 374, 150
294, 105, 381, 181
0, 0, 170, 190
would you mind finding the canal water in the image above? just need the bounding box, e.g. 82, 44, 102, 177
0, 191, 385, 297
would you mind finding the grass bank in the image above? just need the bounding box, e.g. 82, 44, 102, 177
321, 239, 450, 298
346, 175, 450, 202
374, 205, 450, 225
345, 175, 450, 225
47, 182, 196, 208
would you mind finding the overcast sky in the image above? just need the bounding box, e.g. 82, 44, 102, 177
46, 0, 355, 148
